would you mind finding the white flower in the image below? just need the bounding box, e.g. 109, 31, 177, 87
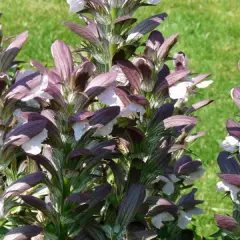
177, 208, 203, 229
169, 81, 193, 102
217, 180, 240, 203
67, 0, 85, 13
21, 128, 48, 155
121, 103, 146, 122
152, 174, 180, 195
98, 87, 124, 108
196, 80, 213, 88
72, 120, 91, 141
169, 78, 213, 101
151, 212, 174, 229
147, 0, 161, 4
73, 119, 117, 141
220, 136, 239, 152
95, 119, 117, 137
180, 167, 205, 185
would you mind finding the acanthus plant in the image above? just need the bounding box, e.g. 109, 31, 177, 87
213, 64, 240, 239
0, 0, 214, 239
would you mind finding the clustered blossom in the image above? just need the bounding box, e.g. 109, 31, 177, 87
0, 0, 213, 238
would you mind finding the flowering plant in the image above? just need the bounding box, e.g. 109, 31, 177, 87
214, 64, 240, 239
0, 1, 213, 239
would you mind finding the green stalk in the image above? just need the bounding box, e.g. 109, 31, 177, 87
109, 7, 118, 70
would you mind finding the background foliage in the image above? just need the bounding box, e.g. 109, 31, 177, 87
1, 0, 240, 236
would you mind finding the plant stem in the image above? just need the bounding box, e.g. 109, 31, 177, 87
109, 7, 118, 70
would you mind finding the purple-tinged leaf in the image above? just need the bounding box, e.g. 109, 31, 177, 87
163, 115, 198, 129
69, 111, 94, 123
177, 188, 203, 210
66, 192, 91, 204
4, 172, 45, 198
217, 151, 240, 174
4, 225, 42, 240
215, 214, 238, 232
218, 174, 240, 186
51, 40, 74, 82
174, 155, 192, 174
113, 15, 137, 34
132, 55, 153, 81
226, 119, 240, 139
72, 61, 96, 91
5, 120, 47, 147
90, 140, 116, 156
27, 154, 56, 176
192, 73, 212, 86
108, 160, 124, 194
20, 195, 48, 213
185, 131, 205, 143
117, 60, 142, 92
0, 31, 28, 72
67, 148, 94, 160
116, 183, 146, 228
166, 69, 191, 87
153, 64, 170, 92
115, 88, 131, 106
67, 183, 112, 205
147, 198, 178, 216
231, 86, 240, 109
153, 103, 174, 123
5, 73, 41, 101
145, 30, 165, 57
177, 161, 202, 175
63, 21, 99, 44
157, 33, 179, 61
89, 106, 120, 127
85, 72, 117, 98
168, 144, 187, 153
186, 99, 214, 114
126, 13, 168, 43
128, 95, 149, 106
30, 59, 46, 74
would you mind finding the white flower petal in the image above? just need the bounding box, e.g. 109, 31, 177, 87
178, 210, 191, 229
121, 103, 146, 121
72, 120, 90, 141
151, 212, 174, 229
98, 87, 124, 108
168, 174, 180, 183
22, 128, 48, 155
217, 180, 240, 202
95, 119, 117, 136
196, 80, 213, 89
169, 82, 192, 100
220, 136, 239, 151
162, 181, 174, 195
67, 0, 85, 12
147, 0, 161, 4
182, 167, 205, 185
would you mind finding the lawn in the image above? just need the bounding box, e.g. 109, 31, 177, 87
1, 0, 240, 237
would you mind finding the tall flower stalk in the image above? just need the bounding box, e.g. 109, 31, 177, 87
214, 64, 240, 239
0, 1, 214, 239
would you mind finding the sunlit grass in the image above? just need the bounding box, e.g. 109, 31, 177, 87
1, 0, 240, 237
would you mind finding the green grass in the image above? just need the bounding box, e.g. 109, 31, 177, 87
1, 0, 240, 237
